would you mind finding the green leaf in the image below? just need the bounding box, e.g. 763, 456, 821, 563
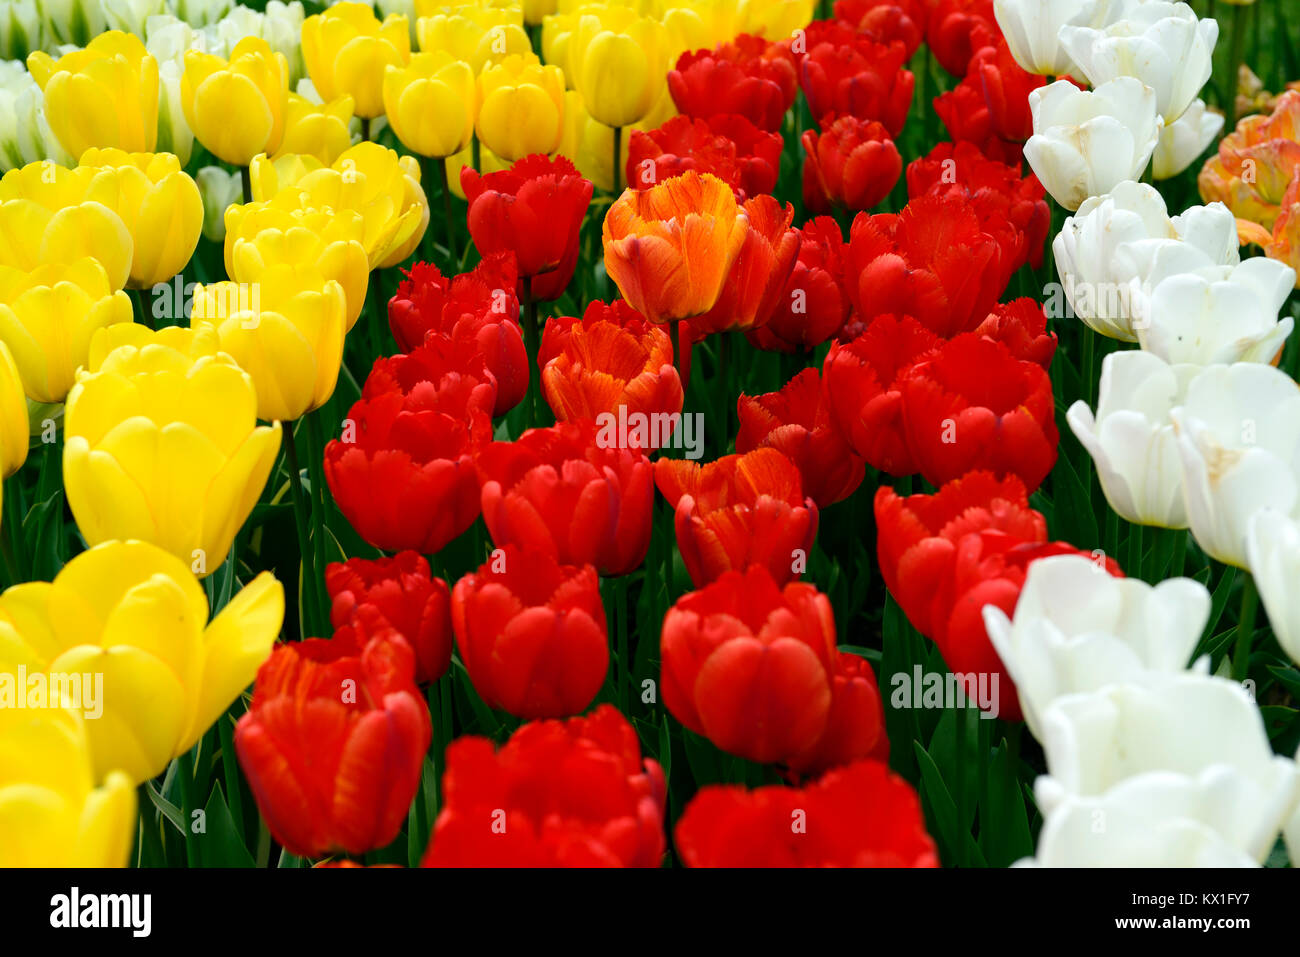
195, 782, 256, 868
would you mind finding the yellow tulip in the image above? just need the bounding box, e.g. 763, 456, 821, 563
476, 53, 566, 162
415, 5, 531, 74
657, 0, 740, 58
301, 1, 410, 120
0, 540, 284, 784
737, 0, 813, 40
63, 325, 282, 574
181, 36, 290, 166
523, 0, 559, 27
225, 197, 369, 330
567, 10, 668, 129
0, 706, 134, 866
272, 92, 356, 165
0, 258, 133, 404
0, 161, 134, 290
26, 31, 159, 159
382, 51, 476, 160
191, 265, 348, 421
250, 142, 428, 269
77, 148, 203, 290
0, 340, 28, 478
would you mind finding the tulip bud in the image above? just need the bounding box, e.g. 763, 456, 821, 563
0, 62, 73, 172
301, 0, 410, 119
182, 36, 290, 166
0, 340, 28, 477
196, 165, 242, 242
414, 3, 530, 73
475, 53, 566, 162
568, 11, 669, 129
37, 0, 106, 47
101, 0, 166, 36
382, 51, 475, 159
273, 91, 355, 164
0, 0, 40, 61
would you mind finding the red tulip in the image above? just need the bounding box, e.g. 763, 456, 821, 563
899, 333, 1058, 491
689, 193, 800, 337
786, 651, 889, 778
660, 565, 837, 763
388, 254, 527, 416
654, 447, 818, 587
477, 420, 654, 576
844, 193, 1004, 338
925, 0, 997, 76
675, 759, 938, 867
324, 389, 491, 555
234, 626, 431, 859
821, 314, 940, 476
451, 545, 607, 719
626, 113, 782, 202
363, 332, 498, 419
799, 34, 914, 136
834, 0, 926, 58
968, 37, 1043, 143
421, 704, 665, 867
747, 216, 851, 353
973, 298, 1056, 369
326, 551, 454, 685
539, 299, 683, 437
907, 140, 1049, 274
801, 115, 902, 215
462, 154, 593, 303
736, 368, 865, 508
667, 34, 798, 133
933, 75, 1023, 165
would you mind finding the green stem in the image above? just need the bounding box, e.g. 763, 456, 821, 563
177, 750, 199, 867
612, 125, 623, 195
1232, 572, 1258, 682
521, 279, 540, 428
283, 424, 317, 639
360, 116, 371, 143
367, 268, 384, 362
435, 157, 459, 264
471, 134, 481, 174
1226, 2, 1249, 136
307, 410, 330, 632
614, 575, 629, 714
2, 477, 25, 585
240, 166, 252, 205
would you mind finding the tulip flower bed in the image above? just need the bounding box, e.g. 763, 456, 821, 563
1, 0, 1300, 875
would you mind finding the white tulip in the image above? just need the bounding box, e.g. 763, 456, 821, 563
1052, 182, 1237, 340
100, 0, 165, 36
1037, 673, 1300, 863
1138, 257, 1296, 366
0, 60, 73, 171
155, 59, 192, 166
1025, 78, 1162, 211
165, 0, 232, 26
36, 0, 106, 47
1169, 363, 1300, 567
1058, 0, 1218, 123
0, 1, 40, 61
1067, 351, 1198, 528
983, 554, 1207, 737
144, 15, 198, 67
195, 165, 240, 243
1245, 510, 1300, 668
1153, 98, 1223, 180
1021, 778, 1259, 867
993, 0, 1110, 76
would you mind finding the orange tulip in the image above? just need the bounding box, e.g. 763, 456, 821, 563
602, 170, 749, 326
1200, 89, 1300, 232
1238, 170, 1300, 289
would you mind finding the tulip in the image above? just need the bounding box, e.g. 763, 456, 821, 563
0, 341, 27, 478
628, 113, 783, 203
737, 0, 815, 40
63, 325, 282, 573
786, 648, 889, 777
539, 299, 683, 434
749, 217, 849, 353
973, 299, 1057, 368
982, 554, 1209, 738
154, 61, 193, 167
475, 53, 566, 163
0, 1, 39, 62
832, 0, 924, 57
77, 148, 203, 290
415, 4, 529, 73
273, 91, 355, 165
0, 161, 134, 291
736, 368, 865, 508
565, 10, 669, 131
1066, 350, 1195, 529
0, 258, 132, 404
1036, 674, 1300, 864
655, 447, 818, 587
603, 170, 750, 326
1199, 90, 1300, 232
658, 0, 742, 56
190, 265, 347, 423
1153, 98, 1222, 180
235, 625, 430, 858
301, 1, 410, 120
799, 34, 913, 137
0, 540, 283, 783
326, 551, 454, 685
26, 31, 158, 158
225, 196, 369, 330
422, 704, 665, 867
0, 707, 135, 867
1238, 174, 1300, 286
933, 72, 1025, 166
1059, 0, 1217, 124
462, 153, 593, 304
451, 545, 608, 719
676, 759, 937, 867
801, 116, 901, 215
477, 420, 654, 577
181, 37, 288, 167
1024, 78, 1163, 211
1052, 181, 1241, 341
992, 0, 1104, 76
102, 0, 165, 35
382, 51, 474, 160
0, 63, 73, 172
364, 331, 499, 420
196, 166, 242, 243
1247, 510, 1300, 668
667, 34, 798, 133
660, 565, 839, 764
1137, 257, 1296, 367
388, 255, 527, 416
1169, 362, 1300, 568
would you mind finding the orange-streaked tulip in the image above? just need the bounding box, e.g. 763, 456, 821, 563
1200, 90, 1300, 232
301, 1, 410, 120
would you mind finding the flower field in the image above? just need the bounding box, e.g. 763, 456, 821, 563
1, 0, 1300, 875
